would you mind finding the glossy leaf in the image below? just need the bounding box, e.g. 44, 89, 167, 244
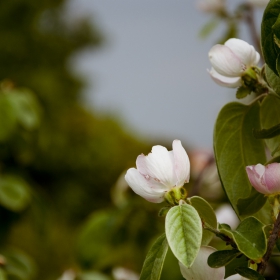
265, 64, 280, 96
235, 267, 265, 280
261, 0, 280, 75
0, 175, 31, 212
189, 196, 217, 245
260, 94, 280, 156
165, 204, 202, 268
214, 102, 270, 223
207, 249, 241, 268
139, 234, 168, 280
219, 217, 266, 261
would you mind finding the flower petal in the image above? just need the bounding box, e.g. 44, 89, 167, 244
172, 140, 190, 186
179, 246, 225, 280
246, 164, 268, 194
225, 38, 260, 67
264, 163, 280, 193
208, 68, 242, 88
125, 168, 165, 203
136, 145, 177, 188
226, 274, 249, 280
208, 44, 244, 77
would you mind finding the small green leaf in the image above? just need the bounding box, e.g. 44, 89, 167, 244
207, 249, 241, 268
253, 123, 280, 139
236, 86, 251, 99
139, 234, 168, 280
0, 175, 31, 212
214, 101, 271, 224
165, 204, 202, 268
189, 196, 217, 245
260, 94, 280, 156
219, 217, 266, 261
225, 255, 248, 278
237, 189, 267, 216
265, 64, 280, 96
235, 267, 265, 280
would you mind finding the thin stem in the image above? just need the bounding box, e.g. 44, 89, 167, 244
257, 213, 280, 274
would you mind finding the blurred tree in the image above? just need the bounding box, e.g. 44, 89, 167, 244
0, 0, 150, 279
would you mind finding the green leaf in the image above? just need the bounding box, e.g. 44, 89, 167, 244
236, 86, 251, 99
260, 94, 280, 156
225, 255, 248, 278
219, 217, 266, 261
165, 204, 202, 268
0, 94, 17, 141
237, 189, 267, 216
189, 196, 217, 245
265, 64, 280, 96
139, 234, 168, 280
207, 249, 241, 268
0, 175, 31, 212
8, 89, 41, 130
261, 0, 280, 75
214, 101, 270, 224
235, 267, 265, 280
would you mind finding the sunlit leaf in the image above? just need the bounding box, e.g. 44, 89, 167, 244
165, 204, 202, 268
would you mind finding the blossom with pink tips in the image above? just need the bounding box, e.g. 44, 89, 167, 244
208, 38, 260, 88
246, 163, 280, 195
125, 140, 190, 203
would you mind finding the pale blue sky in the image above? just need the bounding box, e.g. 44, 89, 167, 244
67, 0, 263, 148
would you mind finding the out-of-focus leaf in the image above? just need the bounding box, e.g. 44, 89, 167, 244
0, 175, 31, 212
165, 204, 202, 268
189, 196, 217, 245
0, 94, 17, 141
3, 247, 36, 280
0, 268, 7, 280
199, 18, 219, 38
265, 64, 280, 96
139, 234, 168, 280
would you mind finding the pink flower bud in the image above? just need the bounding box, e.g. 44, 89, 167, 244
246, 163, 280, 195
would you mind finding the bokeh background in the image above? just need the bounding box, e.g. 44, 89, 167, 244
0, 1, 269, 279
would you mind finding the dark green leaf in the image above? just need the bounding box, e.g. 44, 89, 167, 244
214, 101, 271, 224
189, 196, 217, 245
207, 249, 241, 268
261, 0, 280, 75
237, 189, 267, 216
139, 234, 168, 280
265, 64, 280, 96
165, 204, 202, 268
219, 217, 266, 261
260, 94, 280, 156
225, 255, 248, 278
0, 175, 31, 212
235, 267, 265, 280
236, 86, 251, 99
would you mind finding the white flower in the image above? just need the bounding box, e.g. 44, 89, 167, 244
112, 267, 139, 280
197, 0, 225, 13
180, 246, 248, 280
208, 38, 260, 88
125, 140, 190, 203
215, 204, 239, 229
247, 0, 269, 8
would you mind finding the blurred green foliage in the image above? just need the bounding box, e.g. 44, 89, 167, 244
0, 0, 158, 279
